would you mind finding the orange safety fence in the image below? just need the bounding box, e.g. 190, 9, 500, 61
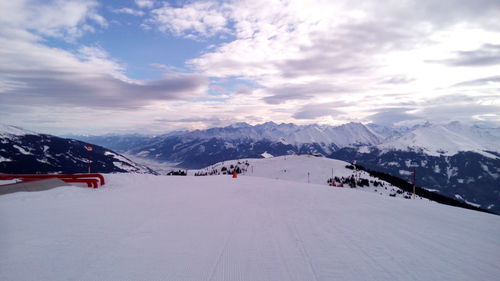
0, 173, 105, 188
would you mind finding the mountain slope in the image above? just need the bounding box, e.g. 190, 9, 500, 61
193, 155, 490, 213
66, 133, 154, 153
1, 174, 499, 280
0, 125, 154, 174
337, 122, 500, 214
332, 147, 500, 213
377, 122, 500, 158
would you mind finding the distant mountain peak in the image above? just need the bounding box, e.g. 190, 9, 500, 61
227, 122, 251, 128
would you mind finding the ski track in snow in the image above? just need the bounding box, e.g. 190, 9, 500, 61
1, 174, 499, 281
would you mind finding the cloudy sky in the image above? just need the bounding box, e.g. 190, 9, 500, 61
1, 0, 499, 135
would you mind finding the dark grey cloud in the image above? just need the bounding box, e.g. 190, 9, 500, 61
262, 84, 348, 104
154, 116, 258, 129
453, 75, 500, 87
418, 103, 500, 124
381, 76, 415, 85
278, 20, 421, 79
428, 44, 500, 67
292, 102, 345, 120
263, 92, 314, 105
0, 70, 208, 108
330, 21, 420, 52
383, 0, 500, 29
260, 17, 435, 103
16, 119, 59, 124
367, 108, 419, 126
155, 117, 222, 123
279, 54, 369, 79
422, 94, 476, 105
367, 94, 500, 126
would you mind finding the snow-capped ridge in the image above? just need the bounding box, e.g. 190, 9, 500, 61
176, 121, 382, 147
0, 124, 38, 137
377, 121, 500, 158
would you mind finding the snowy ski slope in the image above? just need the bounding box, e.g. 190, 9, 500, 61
1, 173, 499, 280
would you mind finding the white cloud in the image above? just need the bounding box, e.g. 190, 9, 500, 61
0, 35, 209, 108
112, 7, 145, 16
0, 0, 210, 130
135, 0, 155, 9
150, 1, 230, 38
2, 0, 500, 134
181, 0, 500, 125
293, 103, 344, 120
0, 0, 107, 40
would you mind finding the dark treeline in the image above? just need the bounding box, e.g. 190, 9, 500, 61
353, 164, 495, 215
195, 161, 250, 176
167, 170, 187, 176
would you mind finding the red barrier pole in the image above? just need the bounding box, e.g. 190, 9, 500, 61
85, 145, 93, 174
413, 167, 416, 199
88, 149, 90, 173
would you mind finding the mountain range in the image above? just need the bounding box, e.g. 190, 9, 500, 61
71, 121, 500, 214
1, 121, 498, 214
74, 122, 386, 166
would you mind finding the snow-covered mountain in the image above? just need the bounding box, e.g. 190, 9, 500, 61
177, 121, 383, 147
376, 121, 500, 158
75, 121, 500, 163
332, 122, 500, 214
72, 122, 383, 167
0, 124, 154, 174
366, 123, 410, 139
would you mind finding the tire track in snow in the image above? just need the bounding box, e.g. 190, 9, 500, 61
207, 211, 242, 281
286, 221, 320, 281
266, 204, 322, 281
319, 213, 416, 281
265, 206, 295, 281
206, 198, 266, 281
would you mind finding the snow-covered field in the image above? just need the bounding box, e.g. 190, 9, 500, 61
1, 173, 499, 281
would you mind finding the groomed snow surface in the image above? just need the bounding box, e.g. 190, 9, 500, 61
1, 174, 499, 281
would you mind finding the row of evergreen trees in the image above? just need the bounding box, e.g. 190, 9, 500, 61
327, 171, 386, 188
167, 170, 187, 176
194, 161, 250, 176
